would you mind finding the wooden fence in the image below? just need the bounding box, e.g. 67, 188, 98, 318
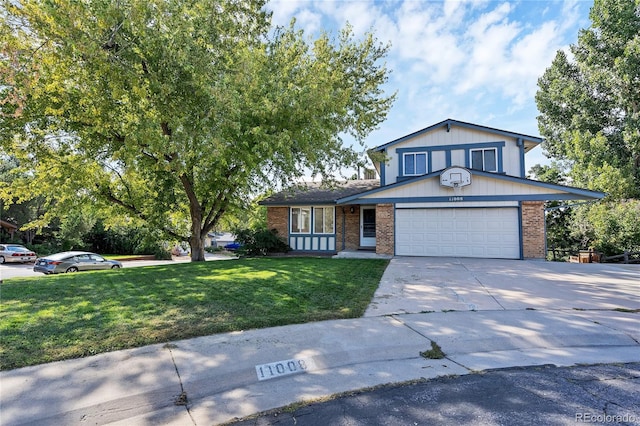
600, 251, 640, 264
547, 246, 640, 264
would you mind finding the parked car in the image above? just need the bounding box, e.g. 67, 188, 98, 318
224, 242, 241, 251
33, 251, 122, 274
0, 244, 37, 264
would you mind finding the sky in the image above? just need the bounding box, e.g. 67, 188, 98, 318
264, 0, 594, 172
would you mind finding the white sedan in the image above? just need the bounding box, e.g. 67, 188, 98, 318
0, 244, 37, 264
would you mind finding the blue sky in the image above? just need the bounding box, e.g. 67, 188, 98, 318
265, 0, 594, 172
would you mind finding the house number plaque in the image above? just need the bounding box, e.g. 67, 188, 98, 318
255, 357, 316, 381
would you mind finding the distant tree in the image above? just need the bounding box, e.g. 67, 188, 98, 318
0, 156, 48, 244
528, 162, 580, 256
535, 0, 640, 199
527, 162, 567, 185
0, 0, 394, 261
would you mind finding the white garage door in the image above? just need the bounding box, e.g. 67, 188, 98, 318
395, 208, 520, 259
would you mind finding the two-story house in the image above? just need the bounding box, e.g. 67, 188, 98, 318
260, 119, 605, 259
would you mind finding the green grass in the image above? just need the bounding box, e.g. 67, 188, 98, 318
0, 257, 388, 370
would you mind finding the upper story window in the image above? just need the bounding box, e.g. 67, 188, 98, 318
403, 152, 427, 176
470, 148, 497, 172
291, 207, 311, 234
313, 207, 335, 234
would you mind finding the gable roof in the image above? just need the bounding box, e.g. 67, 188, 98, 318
336, 169, 605, 204
0, 219, 18, 231
371, 118, 543, 153
259, 180, 381, 206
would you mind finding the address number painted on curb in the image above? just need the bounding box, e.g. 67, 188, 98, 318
256, 358, 315, 381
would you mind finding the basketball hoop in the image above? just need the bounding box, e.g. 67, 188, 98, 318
440, 167, 472, 189
453, 181, 463, 196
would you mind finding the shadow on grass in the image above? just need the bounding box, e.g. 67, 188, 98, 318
0, 258, 389, 370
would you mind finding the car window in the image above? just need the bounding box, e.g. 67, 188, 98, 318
0, 245, 4, 250
75, 254, 90, 261
90, 255, 106, 262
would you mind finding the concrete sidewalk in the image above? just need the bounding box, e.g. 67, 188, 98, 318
1, 258, 639, 425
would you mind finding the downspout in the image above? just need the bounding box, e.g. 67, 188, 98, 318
517, 138, 525, 177
341, 207, 346, 251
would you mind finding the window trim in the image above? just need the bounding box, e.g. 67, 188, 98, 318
470, 147, 498, 172
290, 207, 311, 234
403, 152, 428, 176
313, 206, 335, 235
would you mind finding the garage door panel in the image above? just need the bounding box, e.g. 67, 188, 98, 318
396, 208, 520, 259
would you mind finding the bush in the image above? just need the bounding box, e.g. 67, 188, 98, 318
570, 200, 640, 256
234, 228, 291, 256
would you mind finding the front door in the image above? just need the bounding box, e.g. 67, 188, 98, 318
360, 206, 376, 247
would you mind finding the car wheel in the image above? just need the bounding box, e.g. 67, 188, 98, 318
66, 266, 79, 273
111, 265, 120, 269
0, 256, 5, 264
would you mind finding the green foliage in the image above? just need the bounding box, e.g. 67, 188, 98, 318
234, 228, 291, 256
528, 162, 580, 256
527, 162, 567, 184
420, 341, 446, 360
571, 200, 640, 255
535, 0, 640, 198
0, 0, 394, 261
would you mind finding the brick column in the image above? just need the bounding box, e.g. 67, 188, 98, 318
376, 203, 394, 255
267, 207, 289, 241
521, 201, 545, 259
337, 206, 360, 251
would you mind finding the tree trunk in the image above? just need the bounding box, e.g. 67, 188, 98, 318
189, 233, 206, 262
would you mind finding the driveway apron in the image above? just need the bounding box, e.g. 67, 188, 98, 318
365, 257, 640, 316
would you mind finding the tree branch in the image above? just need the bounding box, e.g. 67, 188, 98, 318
97, 184, 187, 241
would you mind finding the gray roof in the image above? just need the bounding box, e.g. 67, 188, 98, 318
371, 118, 543, 153
259, 180, 381, 205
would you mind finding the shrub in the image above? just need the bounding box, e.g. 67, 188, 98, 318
234, 228, 291, 256
570, 200, 640, 256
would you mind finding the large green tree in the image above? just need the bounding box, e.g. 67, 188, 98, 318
0, 0, 394, 260
536, 0, 640, 199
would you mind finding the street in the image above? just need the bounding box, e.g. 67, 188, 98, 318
0, 253, 234, 281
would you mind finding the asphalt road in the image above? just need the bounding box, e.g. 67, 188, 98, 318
0, 254, 233, 281
227, 363, 640, 426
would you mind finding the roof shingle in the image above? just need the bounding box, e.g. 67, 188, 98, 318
259, 180, 381, 205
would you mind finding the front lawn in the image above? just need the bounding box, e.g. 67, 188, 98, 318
0, 257, 388, 370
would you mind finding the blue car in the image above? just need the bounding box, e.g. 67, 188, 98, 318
224, 242, 241, 251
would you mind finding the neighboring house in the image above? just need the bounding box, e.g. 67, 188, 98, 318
260, 119, 605, 259
0, 220, 18, 240
205, 232, 236, 248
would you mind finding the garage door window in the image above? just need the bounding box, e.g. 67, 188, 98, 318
404, 153, 427, 176
471, 148, 497, 172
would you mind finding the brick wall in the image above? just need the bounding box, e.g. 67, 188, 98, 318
521, 201, 545, 259
376, 203, 394, 255
335, 206, 360, 251
267, 207, 289, 242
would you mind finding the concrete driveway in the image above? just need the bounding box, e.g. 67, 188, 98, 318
365, 257, 640, 315
1, 257, 639, 425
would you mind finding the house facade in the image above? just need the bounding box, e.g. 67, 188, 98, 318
261, 119, 605, 259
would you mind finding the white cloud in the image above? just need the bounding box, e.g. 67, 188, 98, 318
268, 0, 304, 27
264, 0, 592, 152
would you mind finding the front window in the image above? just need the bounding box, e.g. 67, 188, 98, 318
403, 152, 427, 175
291, 207, 311, 233
471, 148, 497, 172
314, 207, 335, 234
